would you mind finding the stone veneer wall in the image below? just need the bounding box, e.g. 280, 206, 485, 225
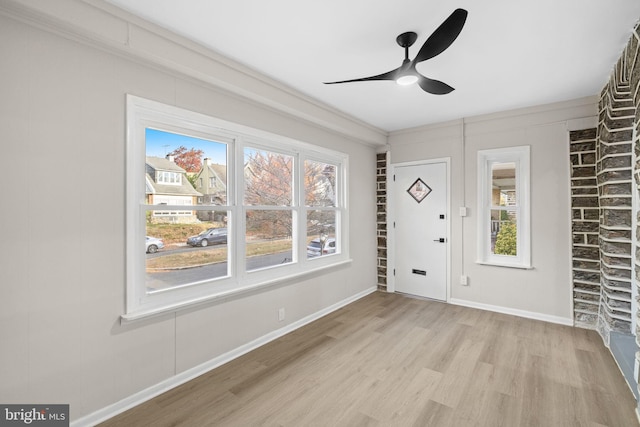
632, 25, 640, 411
570, 129, 601, 328
377, 152, 388, 290
595, 26, 638, 343
598, 18, 640, 412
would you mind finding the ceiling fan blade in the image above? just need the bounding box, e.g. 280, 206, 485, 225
324, 68, 399, 85
417, 75, 454, 94
414, 8, 468, 64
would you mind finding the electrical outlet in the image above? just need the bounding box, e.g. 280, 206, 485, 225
460, 275, 469, 286
278, 308, 285, 321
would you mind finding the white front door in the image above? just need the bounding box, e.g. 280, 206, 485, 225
392, 161, 448, 301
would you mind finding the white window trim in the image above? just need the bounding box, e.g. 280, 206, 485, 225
125, 95, 350, 321
476, 145, 531, 269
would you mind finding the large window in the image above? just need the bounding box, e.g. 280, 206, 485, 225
126, 95, 349, 319
477, 146, 530, 268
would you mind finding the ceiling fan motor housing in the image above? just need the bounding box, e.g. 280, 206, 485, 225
396, 31, 418, 48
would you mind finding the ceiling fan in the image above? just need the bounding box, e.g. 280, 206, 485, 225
324, 8, 468, 94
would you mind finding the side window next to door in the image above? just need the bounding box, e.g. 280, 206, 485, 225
476, 146, 531, 269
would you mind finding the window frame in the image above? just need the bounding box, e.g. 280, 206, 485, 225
303, 155, 342, 261
242, 142, 296, 274
476, 145, 531, 269
125, 95, 350, 320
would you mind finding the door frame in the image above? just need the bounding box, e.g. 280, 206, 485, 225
387, 157, 451, 302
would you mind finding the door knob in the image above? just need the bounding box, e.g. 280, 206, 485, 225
433, 238, 446, 243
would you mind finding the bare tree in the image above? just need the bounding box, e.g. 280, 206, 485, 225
245, 150, 293, 238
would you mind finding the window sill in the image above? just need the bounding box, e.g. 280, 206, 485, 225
476, 260, 533, 270
121, 258, 353, 323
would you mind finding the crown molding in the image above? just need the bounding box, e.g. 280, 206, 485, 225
0, 0, 388, 147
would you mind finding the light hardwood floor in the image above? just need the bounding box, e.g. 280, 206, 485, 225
100, 292, 638, 426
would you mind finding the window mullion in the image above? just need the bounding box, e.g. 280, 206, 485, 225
295, 154, 305, 263
236, 137, 246, 280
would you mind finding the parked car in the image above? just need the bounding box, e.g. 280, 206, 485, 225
307, 237, 336, 258
187, 227, 227, 247
145, 236, 165, 254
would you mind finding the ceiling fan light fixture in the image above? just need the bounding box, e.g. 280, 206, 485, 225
323, 8, 467, 95
396, 74, 419, 86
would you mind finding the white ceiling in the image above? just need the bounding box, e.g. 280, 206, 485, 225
104, 0, 640, 132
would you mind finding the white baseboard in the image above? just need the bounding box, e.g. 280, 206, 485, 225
449, 298, 574, 326
72, 286, 378, 427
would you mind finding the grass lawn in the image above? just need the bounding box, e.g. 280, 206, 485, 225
147, 239, 292, 270
146, 222, 222, 245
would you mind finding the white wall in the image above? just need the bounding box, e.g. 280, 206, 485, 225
0, 1, 379, 423
388, 97, 598, 323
